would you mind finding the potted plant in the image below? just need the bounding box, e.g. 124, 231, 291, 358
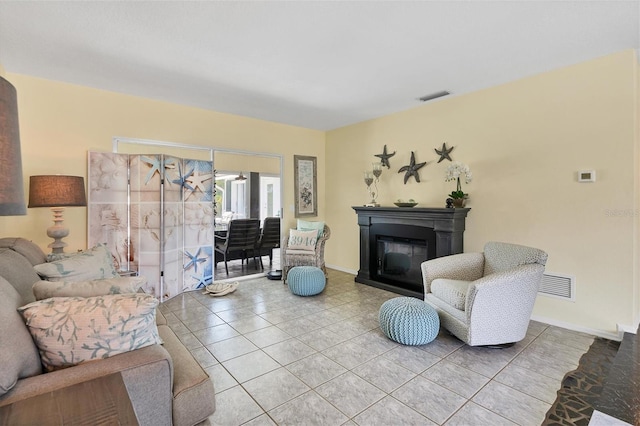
445, 162, 472, 207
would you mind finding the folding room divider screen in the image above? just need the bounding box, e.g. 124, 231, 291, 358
88, 151, 214, 301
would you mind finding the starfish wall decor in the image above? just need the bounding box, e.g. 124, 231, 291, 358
375, 145, 396, 168
398, 152, 427, 184
435, 143, 454, 163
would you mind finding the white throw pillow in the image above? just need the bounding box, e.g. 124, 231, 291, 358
288, 229, 317, 252
19, 293, 161, 372
33, 244, 118, 282
32, 276, 147, 301
297, 219, 325, 238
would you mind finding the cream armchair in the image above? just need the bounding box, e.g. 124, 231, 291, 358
421, 241, 548, 347
282, 224, 330, 283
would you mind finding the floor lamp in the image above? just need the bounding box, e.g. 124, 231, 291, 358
0, 76, 26, 216
28, 175, 87, 257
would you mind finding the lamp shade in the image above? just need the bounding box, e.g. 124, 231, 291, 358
28, 175, 87, 208
0, 76, 26, 215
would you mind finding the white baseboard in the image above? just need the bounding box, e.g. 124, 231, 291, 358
326, 263, 357, 275
217, 272, 269, 283
530, 314, 623, 341
616, 321, 639, 335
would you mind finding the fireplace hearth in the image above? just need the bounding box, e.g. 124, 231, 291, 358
353, 206, 470, 298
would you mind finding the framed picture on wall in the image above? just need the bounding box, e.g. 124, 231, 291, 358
294, 155, 317, 217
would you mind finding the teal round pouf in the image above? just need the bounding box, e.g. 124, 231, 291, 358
379, 297, 440, 345
287, 266, 326, 296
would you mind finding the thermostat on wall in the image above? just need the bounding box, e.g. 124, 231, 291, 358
578, 170, 596, 182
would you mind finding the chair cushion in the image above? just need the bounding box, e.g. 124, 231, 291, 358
19, 293, 162, 372
33, 244, 118, 282
287, 229, 317, 251
32, 276, 147, 300
483, 242, 548, 276
0, 276, 42, 396
431, 278, 472, 311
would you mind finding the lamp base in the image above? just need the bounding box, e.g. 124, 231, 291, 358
46, 207, 69, 255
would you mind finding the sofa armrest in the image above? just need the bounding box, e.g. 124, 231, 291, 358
0, 344, 174, 425
421, 252, 485, 294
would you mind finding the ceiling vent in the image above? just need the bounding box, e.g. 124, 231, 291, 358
418, 91, 450, 102
538, 272, 575, 301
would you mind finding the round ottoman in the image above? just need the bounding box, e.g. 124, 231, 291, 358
379, 297, 440, 345
287, 266, 326, 296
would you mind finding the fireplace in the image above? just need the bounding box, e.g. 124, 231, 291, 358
372, 223, 436, 294
353, 206, 470, 298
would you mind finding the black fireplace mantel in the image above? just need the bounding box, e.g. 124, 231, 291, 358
352, 206, 470, 298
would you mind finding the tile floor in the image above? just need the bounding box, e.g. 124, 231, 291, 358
159, 269, 595, 426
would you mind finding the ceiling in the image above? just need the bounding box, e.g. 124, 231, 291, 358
0, 1, 638, 131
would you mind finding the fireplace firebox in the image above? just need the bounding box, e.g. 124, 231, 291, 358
353, 206, 470, 298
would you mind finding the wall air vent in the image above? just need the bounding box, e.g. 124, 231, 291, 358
539, 272, 575, 301
418, 91, 450, 102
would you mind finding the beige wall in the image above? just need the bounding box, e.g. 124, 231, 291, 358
0, 73, 325, 251
325, 50, 639, 336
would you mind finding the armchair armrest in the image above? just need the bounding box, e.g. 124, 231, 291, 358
421, 252, 484, 294
465, 263, 545, 340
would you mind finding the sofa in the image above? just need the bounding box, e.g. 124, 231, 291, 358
0, 237, 215, 425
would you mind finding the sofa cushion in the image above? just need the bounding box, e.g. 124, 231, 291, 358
158, 325, 216, 426
33, 244, 118, 282
0, 276, 42, 396
431, 278, 471, 311
0, 237, 47, 266
19, 293, 162, 372
287, 229, 317, 251
32, 276, 147, 301
0, 248, 41, 304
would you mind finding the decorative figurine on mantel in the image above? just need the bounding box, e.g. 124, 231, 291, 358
435, 143, 454, 163
375, 145, 396, 169
398, 151, 427, 184
445, 198, 454, 208
364, 162, 383, 206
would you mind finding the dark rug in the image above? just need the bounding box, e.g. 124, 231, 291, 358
543, 337, 620, 426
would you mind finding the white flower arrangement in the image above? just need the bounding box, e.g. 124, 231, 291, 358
445, 162, 472, 199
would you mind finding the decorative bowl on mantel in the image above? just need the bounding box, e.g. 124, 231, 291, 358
394, 202, 418, 208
